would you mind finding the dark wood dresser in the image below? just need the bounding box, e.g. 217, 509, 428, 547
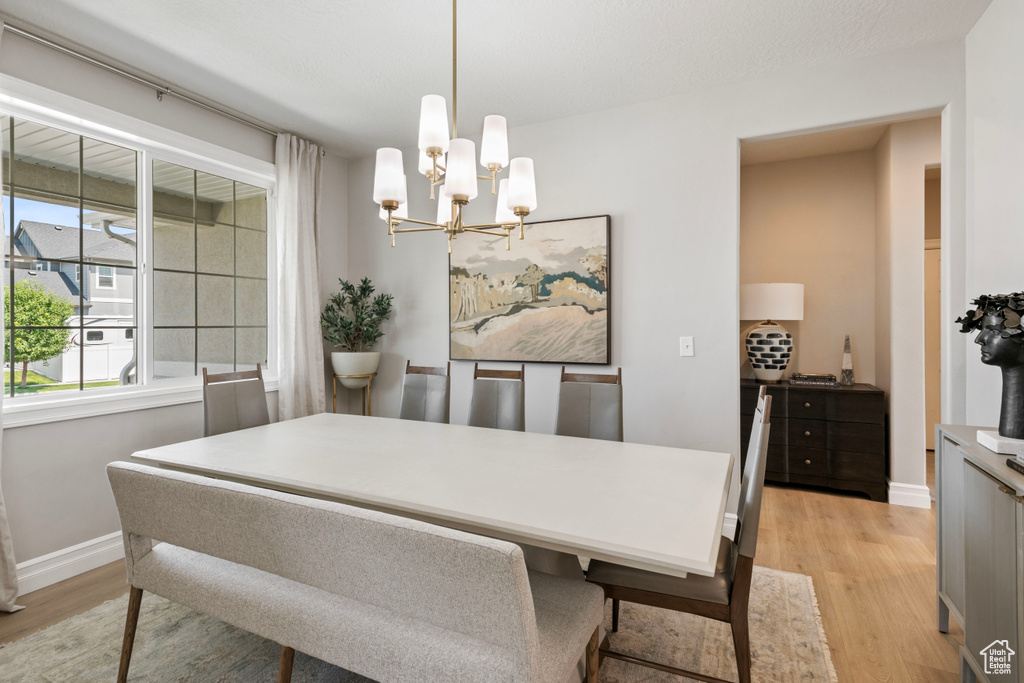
740, 379, 887, 501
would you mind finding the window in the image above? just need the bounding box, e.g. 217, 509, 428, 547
1, 111, 272, 402
152, 160, 268, 378
96, 266, 115, 288
3, 117, 136, 396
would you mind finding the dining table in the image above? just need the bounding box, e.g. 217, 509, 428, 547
131, 412, 734, 579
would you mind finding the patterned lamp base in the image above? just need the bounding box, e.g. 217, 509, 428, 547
745, 321, 793, 383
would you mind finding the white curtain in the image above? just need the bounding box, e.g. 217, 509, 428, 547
0, 196, 23, 612
275, 134, 326, 420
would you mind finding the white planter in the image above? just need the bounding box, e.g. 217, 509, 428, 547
331, 351, 380, 389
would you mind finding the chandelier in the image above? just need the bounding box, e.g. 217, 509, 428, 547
371, 0, 537, 253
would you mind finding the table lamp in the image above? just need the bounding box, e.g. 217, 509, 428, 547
741, 283, 804, 383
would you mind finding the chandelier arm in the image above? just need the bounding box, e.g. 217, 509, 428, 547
463, 227, 511, 237
387, 216, 446, 228
392, 226, 447, 234
462, 221, 518, 230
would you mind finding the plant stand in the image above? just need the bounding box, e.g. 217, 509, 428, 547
332, 373, 376, 416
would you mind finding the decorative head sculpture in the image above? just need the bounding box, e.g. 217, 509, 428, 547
957, 292, 1024, 439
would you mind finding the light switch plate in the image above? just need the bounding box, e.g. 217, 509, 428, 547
679, 336, 694, 357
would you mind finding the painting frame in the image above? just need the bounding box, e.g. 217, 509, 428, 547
448, 214, 611, 365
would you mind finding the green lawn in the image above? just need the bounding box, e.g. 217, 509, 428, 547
3, 369, 120, 393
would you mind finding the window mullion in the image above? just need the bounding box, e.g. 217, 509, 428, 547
139, 149, 154, 387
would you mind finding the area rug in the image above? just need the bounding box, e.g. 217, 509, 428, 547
0, 566, 836, 682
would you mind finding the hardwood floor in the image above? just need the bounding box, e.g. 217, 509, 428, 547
0, 559, 129, 644
0, 483, 963, 682
758, 482, 963, 682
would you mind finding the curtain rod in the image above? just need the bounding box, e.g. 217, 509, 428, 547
3, 23, 281, 138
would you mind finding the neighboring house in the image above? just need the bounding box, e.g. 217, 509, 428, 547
4, 219, 135, 383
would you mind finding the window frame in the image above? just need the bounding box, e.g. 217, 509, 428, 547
95, 265, 116, 289
0, 74, 278, 427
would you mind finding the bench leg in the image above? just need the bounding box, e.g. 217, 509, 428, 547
612, 598, 620, 632
117, 586, 144, 683
586, 627, 599, 683
279, 645, 295, 683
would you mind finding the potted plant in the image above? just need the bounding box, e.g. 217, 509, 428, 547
321, 277, 394, 388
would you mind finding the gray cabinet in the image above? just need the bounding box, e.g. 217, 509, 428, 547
937, 430, 966, 631
964, 461, 1019, 682
936, 425, 1024, 683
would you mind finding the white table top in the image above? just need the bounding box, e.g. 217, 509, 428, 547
132, 413, 734, 578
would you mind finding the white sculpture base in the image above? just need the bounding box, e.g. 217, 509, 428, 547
977, 430, 1024, 457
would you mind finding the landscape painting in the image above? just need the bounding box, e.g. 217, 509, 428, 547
450, 215, 610, 364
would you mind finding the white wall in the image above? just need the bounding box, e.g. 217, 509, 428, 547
964, 0, 1024, 428
349, 40, 967, 512
0, 31, 348, 585
740, 151, 877, 383
875, 118, 941, 499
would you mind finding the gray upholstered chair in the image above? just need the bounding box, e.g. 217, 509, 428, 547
201, 364, 271, 437
555, 366, 623, 441
467, 363, 525, 431
399, 360, 451, 423
586, 387, 772, 683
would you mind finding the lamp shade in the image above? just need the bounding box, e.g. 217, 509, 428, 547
437, 192, 453, 225
507, 157, 537, 211
372, 148, 405, 204
494, 178, 516, 224
442, 138, 478, 200
418, 95, 449, 153
740, 283, 804, 321
418, 149, 445, 176
479, 115, 509, 169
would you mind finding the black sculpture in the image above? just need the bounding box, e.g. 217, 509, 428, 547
957, 293, 1024, 439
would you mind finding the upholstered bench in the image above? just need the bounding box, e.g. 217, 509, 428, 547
107, 461, 604, 682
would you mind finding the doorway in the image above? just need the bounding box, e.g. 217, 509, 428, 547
924, 166, 941, 495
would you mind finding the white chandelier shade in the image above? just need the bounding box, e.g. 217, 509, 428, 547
437, 192, 454, 225
442, 138, 479, 200
372, 148, 406, 204
507, 157, 537, 211
494, 178, 516, 224
417, 95, 450, 153
479, 115, 509, 169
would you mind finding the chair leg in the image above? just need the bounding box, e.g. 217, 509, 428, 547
731, 611, 752, 683
586, 627, 599, 683
279, 645, 295, 683
117, 586, 144, 683
612, 598, 619, 632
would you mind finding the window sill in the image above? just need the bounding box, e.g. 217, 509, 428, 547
2, 377, 279, 429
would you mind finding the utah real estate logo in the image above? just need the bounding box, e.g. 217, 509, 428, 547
980, 640, 1015, 676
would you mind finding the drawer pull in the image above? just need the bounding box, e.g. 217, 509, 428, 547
804, 459, 811, 465
804, 402, 811, 408
804, 430, 811, 437
999, 484, 1024, 504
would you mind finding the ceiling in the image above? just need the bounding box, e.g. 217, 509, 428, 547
0, 0, 991, 158
741, 122, 891, 166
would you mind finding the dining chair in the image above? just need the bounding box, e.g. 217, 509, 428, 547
399, 360, 451, 423
586, 388, 772, 683
467, 363, 526, 431
201, 364, 271, 437
555, 366, 623, 441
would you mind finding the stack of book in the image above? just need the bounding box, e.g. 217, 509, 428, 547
788, 373, 840, 387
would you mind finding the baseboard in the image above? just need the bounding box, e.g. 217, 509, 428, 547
887, 480, 932, 509
723, 512, 738, 540
16, 531, 124, 596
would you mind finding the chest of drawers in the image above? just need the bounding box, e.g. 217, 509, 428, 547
740, 379, 887, 501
